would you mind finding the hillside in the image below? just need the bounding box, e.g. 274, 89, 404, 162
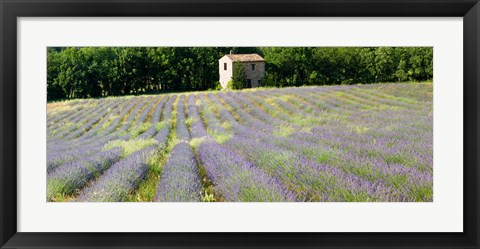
47, 83, 433, 202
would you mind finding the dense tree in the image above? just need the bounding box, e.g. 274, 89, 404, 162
230, 62, 247, 89
47, 47, 433, 101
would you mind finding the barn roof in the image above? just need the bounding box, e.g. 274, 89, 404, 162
225, 54, 265, 62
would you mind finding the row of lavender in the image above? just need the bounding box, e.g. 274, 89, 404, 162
206, 84, 431, 201
47, 83, 433, 202
47, 95, 173, 201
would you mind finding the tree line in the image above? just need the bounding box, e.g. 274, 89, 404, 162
47, 47, 433, 100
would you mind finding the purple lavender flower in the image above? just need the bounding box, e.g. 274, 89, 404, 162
47, 83, 432, 202
155, 142, 202, 202
197, 139, 296, 202
47, 147, 122, 200
78, 146, 157, 202
175, 95, 190, 141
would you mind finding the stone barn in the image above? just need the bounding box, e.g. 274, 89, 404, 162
219, 53, 265, 89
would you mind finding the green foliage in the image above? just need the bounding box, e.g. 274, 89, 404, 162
273, 125, 295, 137
201, 189, 216, 202
155, 120, 169, 132
214, 81, 223, 91
129, 140, 168, 202
261, 47, 433, 87
231, 61, 247, 90
185, 117, 195, 128
210, 131, 232, 144
189, 137, 207, 149
225, 80, 234, 90
103, 138, 158, 157
47, 47, 433, 101
130, 123, 151, 137
47, 178, 71, 202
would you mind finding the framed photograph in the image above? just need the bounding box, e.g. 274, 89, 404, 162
1, 0, 478, 248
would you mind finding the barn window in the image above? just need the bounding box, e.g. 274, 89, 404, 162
258, 80, 261, 86
251, 64, 255, 70
224, 63, 227, 70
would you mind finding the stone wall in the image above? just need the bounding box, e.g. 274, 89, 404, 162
242, 61, 265, 87
219, 57, 233, 88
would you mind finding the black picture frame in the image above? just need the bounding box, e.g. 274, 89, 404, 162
1, 0, 479, 248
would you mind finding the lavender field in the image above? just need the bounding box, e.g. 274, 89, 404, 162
47, 83, 433, 202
